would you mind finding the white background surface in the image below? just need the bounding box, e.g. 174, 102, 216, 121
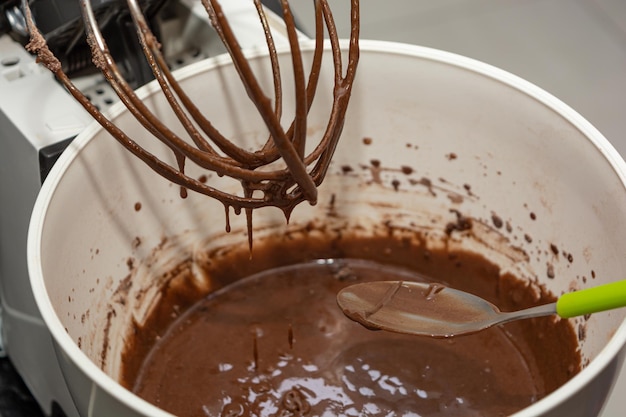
288, 1, 626, 415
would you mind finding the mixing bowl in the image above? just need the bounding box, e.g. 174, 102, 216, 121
28, 40, 626, 417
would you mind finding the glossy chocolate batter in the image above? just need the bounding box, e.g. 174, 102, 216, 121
122, 233, 581, 417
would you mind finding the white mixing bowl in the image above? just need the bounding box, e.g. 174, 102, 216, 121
28, 40, 626, 417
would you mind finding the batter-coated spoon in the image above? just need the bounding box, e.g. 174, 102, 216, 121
336, 280, 626, 338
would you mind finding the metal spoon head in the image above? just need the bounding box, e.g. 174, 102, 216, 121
336, 280, 503, 338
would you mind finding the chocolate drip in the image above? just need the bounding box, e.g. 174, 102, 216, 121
23, 0, 361, 245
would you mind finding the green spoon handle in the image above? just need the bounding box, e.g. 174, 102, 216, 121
556, 280, 626, 318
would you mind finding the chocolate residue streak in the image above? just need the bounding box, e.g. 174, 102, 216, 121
134, 202, 142, 212
463, 183, 475, 197
417, 177, 436, 196
361, 162, 382, 185
365, 280, 403, 319
530, 212, 537, 220
252, 332, 259, 371
447, 193, 464, 204
362, 137, 372, 145
425, 282, 446, 301
446, 152, 457, 160
327, 193, 337, 217
391, 179, 401, 191
547, 263, 555, 279
101, 308, 116, 368
288, 323, 294, 349
445, 209, 472, 235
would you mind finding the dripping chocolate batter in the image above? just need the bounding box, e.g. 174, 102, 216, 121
24, 0, 361, 243
122, 232, 581, 417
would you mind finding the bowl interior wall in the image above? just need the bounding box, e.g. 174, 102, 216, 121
38, 45, 626, 382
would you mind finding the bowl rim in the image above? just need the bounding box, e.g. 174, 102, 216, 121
27, 39, 626, 417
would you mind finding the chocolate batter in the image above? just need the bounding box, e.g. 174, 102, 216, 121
122, 233, 581, 417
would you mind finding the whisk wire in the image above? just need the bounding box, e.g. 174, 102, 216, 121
23, 0, 360, 217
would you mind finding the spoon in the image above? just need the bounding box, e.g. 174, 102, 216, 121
336, 280, 626, 338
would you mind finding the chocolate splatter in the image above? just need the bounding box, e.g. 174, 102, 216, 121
491, 214, 503, 229
445, 209, 472, 235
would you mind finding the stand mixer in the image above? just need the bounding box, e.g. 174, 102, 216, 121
4, 1, 625, 417
0, 1, 312, 415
